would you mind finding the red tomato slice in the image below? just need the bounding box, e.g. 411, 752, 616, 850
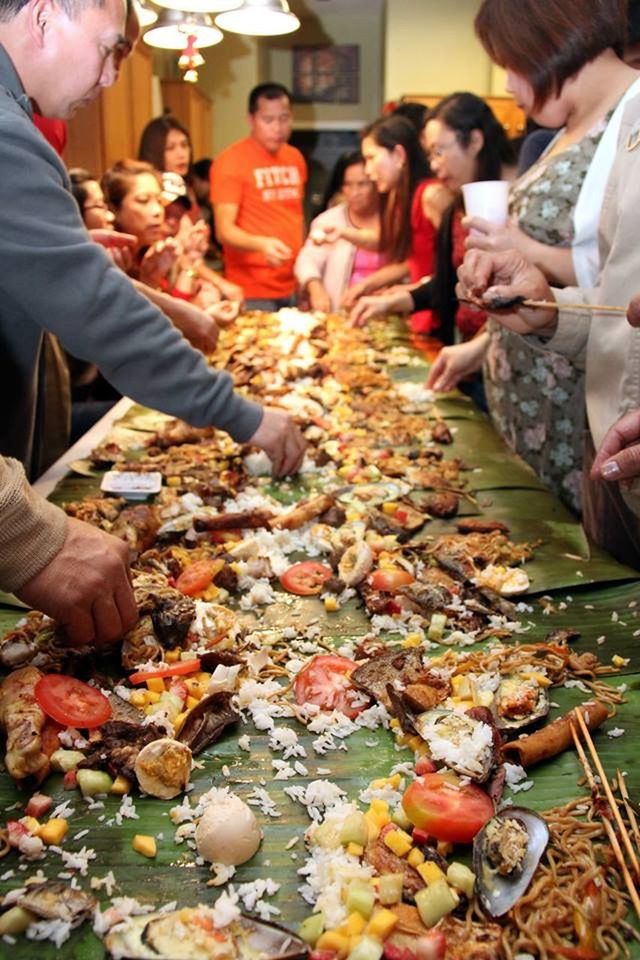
280, 561, 333, 596
294, 654, 369, 719
402, 773, 494, 844
129, 659, 202, 685
175, 559, 219, 596
35, 675, 112, 729
370, 568, 415, 591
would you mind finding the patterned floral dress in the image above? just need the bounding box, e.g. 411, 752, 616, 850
483, 118, 610, 514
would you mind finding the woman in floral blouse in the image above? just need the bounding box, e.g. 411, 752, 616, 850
427, 0, 640, 514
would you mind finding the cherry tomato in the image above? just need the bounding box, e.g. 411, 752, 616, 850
280, 561, 333, 596
35, 675, 112, 729
402, 773, 494, 844
175, 559, 219, 596
128, 659, 202, 685
370, 568, 415, 591
294, 654, 369, 719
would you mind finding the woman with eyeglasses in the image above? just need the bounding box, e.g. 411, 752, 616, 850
350, 93, 515, 406
428, 0, 640, 514
294, 151, 384, 312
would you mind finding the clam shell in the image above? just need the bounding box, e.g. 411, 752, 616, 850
473, 807, 549, 917
105, 909, 308, 960
494, 674, 550, 732
414, 708, 494, 781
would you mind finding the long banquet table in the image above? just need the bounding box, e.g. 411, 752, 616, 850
0, 313, 639, 958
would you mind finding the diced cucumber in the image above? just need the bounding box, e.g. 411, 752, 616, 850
347, 935, 384, 960
313, 822, 341, 849
0, 906, 36, 936
298, 912, 325, 946
427, 613, 447, 642
414, 879, 459, 927
377, 873, 404, 905
340, 811, 369, 848
50, 749, 85, 773
345, 881, 375, 919
390, 805, 412, 831
446, 862, 475, 898
76, 769, 113, 797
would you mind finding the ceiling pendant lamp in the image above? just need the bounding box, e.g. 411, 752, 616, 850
215, 0, 300, 37
152, 0, 241, 14
133, 0, 158, 27
142, 8, 224, 48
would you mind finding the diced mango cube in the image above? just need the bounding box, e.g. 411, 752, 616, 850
145, 690, 162, 703
186, 696, 200, 711
382, 502, 399, 515
346, 842, 364, 858
366, 909, 398, 941
324, 596, 339, 612
129, 690, 148, 708
401, 633, 422, 648
364, 813, 380, 842
383, 828, 413, 858
316, 931, 350, 958
132, 834, 157, 858
368, 799, 390, 823
145, 677, 165, 694
407, 847, 425, 868
343, 913, 367, 938
39, 818, 69, 845
417, 861, 446, 885
184, 678, 203, 698
164, 648, 181, 663
21, 817, 40, 836
110, 775, 131, 796
173, 711, 188, 734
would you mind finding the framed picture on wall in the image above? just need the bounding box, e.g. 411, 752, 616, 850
292, 45, 360, 103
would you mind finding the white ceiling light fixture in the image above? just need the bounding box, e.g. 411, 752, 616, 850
143, 8, 224, 48
133, 0, 158, 27
153, 0, 241, 13
215, 0, 300, 36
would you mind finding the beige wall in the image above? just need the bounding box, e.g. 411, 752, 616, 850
197, 34, 264, 154
384, 0, 491, 102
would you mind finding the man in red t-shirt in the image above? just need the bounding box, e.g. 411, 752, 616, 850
211, 83, 307, 310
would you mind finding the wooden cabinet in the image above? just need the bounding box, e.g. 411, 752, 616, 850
64, 43, 153, 174
400, 94, 526, 139
160, 80, 213, 159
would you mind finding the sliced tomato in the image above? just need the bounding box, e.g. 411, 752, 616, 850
175, 559, 221, 596
35, 675, 112, 729
402, 773, 494, 844
128, 659, 202, 685
294, 654, 369, 719
280, 561, 333, 596
370, 568, 415, 591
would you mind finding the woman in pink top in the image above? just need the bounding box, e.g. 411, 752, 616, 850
295, 152, 384, 312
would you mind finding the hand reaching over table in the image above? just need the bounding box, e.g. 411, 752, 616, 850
350, 288, 414, 327
248, 407, 306, 477
456, 248, 557, 335
426, 331, 489, 393
16, 518, 136, 647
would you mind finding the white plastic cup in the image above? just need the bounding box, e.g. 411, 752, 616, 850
462, 180, 509, 225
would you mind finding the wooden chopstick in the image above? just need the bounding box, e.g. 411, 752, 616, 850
520, 299, 627, 314
574, 707, 640, 878
570, 712, 640, 919
617, 769, 640, 852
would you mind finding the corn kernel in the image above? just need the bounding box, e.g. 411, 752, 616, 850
407, 847, 425, 868
417, 861, 446, 885
366, 909, 398, 941
383, 828, 412, 858
39, 818, 68, 845
146, 678, 165, 694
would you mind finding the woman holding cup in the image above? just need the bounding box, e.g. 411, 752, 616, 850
350, 93, 514, 406
427, 0, 640, 513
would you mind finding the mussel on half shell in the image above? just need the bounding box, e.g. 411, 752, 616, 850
493, 674, 550, 732
472, 807, 549, 918
413, 708, 494, 782
105, 909, 309, 960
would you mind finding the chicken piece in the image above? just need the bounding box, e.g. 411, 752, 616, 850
110, 504, 160, 558
402, 680, 450, 713
0, 666, 49, 782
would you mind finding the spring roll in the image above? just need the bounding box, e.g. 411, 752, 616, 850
501, 700, 609, 768
269, 494, 334, 530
